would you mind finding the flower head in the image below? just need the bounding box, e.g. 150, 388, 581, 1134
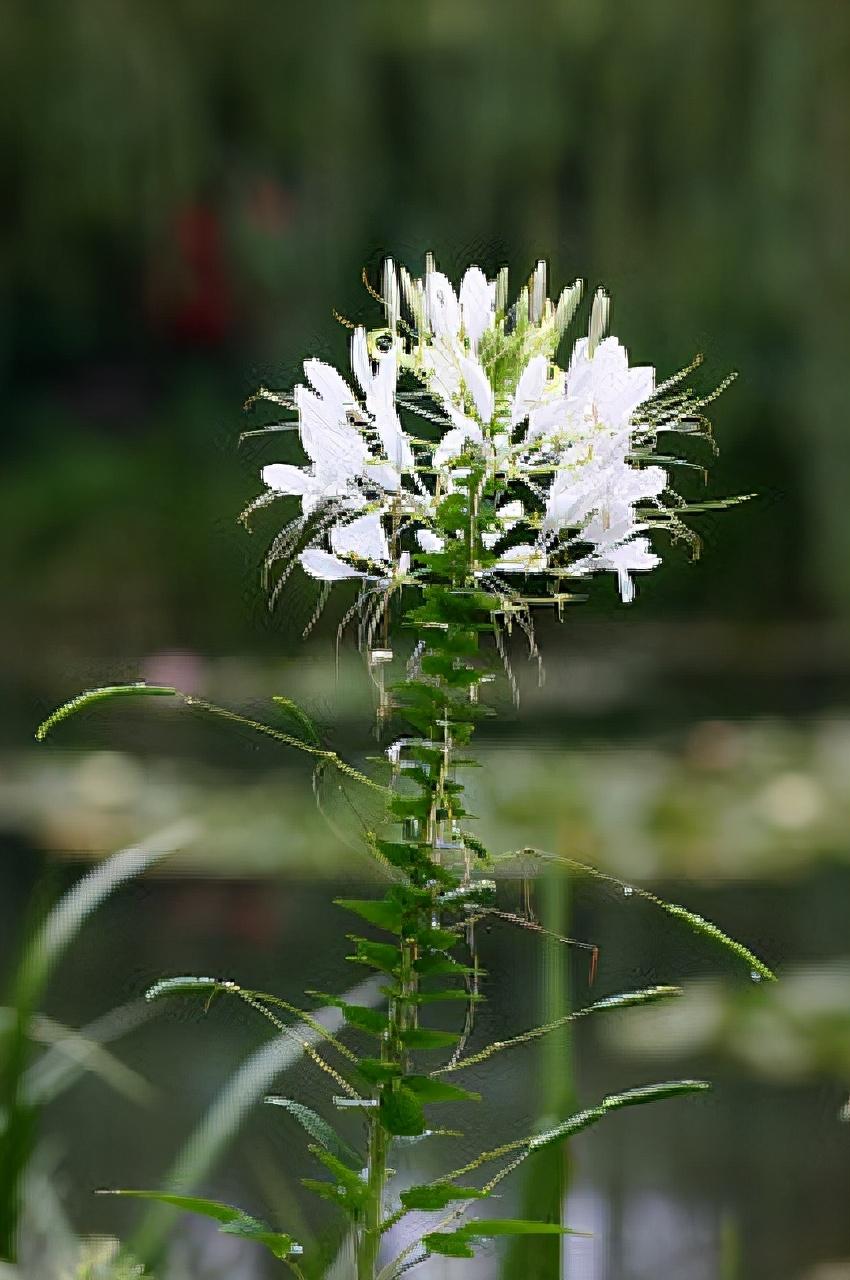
247, 255, 735, 639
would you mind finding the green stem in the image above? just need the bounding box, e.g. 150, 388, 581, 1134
353, 465, 491, 1278
357, 1116, 387, 1280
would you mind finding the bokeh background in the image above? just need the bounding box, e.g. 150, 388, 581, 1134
2, 3, 850, 1278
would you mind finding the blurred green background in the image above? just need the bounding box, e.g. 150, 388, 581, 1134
2, 3, 850, 1279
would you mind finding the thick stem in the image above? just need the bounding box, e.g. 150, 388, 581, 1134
357, 1117, 387, 1280
357, 937, 419, 1279
353, 467, 490, 1277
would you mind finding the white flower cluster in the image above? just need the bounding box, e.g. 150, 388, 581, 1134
257, 256, 701, 609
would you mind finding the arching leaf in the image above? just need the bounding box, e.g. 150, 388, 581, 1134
99, 1191, 300, 1261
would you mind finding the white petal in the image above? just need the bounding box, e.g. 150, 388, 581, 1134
296, 385, 367, 476
627, 465, 666, 503
497, 499, 524, 525
511, 355, 548, 426
330, 511, 390, 563
351, 327, 372, 396
617, 567, 636, 603
382, 258, 401, 329
529, 260, 547, 324
434, 421, 483, 467
526, 392, 568, 442
262, 463, 314, 495
610, 535, 660, 573
459, 356, 494, 423
299, 548, 363, 581
303, 359, 355, 409
459, 267, 494, 348
377, 414, 414, 473
497, 544, 547, 573
425, 271, 460, 338
416, 529, 445, 553
364, 459, 401, 492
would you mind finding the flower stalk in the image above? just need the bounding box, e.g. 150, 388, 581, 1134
31, 254, 773, 1278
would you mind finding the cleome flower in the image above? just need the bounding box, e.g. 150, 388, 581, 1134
246, 254, 738, 640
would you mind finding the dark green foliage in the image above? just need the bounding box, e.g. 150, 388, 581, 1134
403, 1076, 481, 1104
306, 995, 389, 1038
400, 1184, 485, 1211
334, 899, 404, 933
264, 1097, 361, 1166
346, 938, 401, 975
425, 1219, 577, 1258
302, 1147, 369, 1216
399, 1028, 460, 1050
379, 1086, 425, 1137
356, 1059, 401, 1085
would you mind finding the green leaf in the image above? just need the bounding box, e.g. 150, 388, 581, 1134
145, 976, 219, 1001
264, 1097, 360, 1166
517, 851, 776, 982
35, 684, 177, 740
347, 937, 400, 975
402, 1076, 481, 1104
218, 1220, 302, 1260
335, 898, 404, 934
380, 1086, 425, 1136
302, 1146, 369, 1215
423, 1232, 476, 1258
424, 1218, 578, 1258
307, 994, 389, 1037
270, 695, 320, 745
302, 1178, 352, 1209
463, 1219, 578, 1236
356, 1057, 402, 1084
98, 1191, 300, 1261
528, 1080, 711, 1151
415, 926, 460, 952
400, 1027, 460, 1050
400, 1183, 485, 1211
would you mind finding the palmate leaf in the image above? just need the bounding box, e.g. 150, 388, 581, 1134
264, 1097, 360, 1167
302, 1145, 369, 1216
335, 898, 404, 933
144, 975, 363, 1105
495, 847, 776, 982
527, 1080, 711, 1151
400, 1184, 486, 1211
434, 984, 682, 1075
403, 1075, 481, 1104
431, 1079, 711, 1188
424, 1219, 578, 1258
127, 976, 383, 1267
35, 682, 388, 797
99, 1191, 301, 1261
270, 695, 321, 745
305, 993, 389, 1037
380, 1086, 426, 1137
399, 1027, 459, 1050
